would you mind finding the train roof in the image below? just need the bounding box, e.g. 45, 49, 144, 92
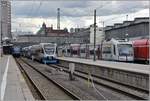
40, 43, 57, 45
133, 39, 149, 45
70, 44, 80, 46
2, 44, 13, 46
103, 38, 132, 45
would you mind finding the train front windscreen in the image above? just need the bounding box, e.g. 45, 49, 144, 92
44, 44, 55, 55
13, 47, 21, 53
118, 44, 133, 56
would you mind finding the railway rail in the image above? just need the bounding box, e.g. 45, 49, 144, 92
16, 57, 149, 100
20, 58, 133, 100
15, 58, 45, 100
49, 64, 149, 100
15, 58, 80, 100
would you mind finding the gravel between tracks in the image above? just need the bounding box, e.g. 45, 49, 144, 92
22, 57, 136, 100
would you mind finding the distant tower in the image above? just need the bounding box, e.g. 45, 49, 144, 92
1, 0, 11, 39
42, 22, 46, 35
57, 8, 60, 30
42, 22, 46, 29
126, 15, 128, 21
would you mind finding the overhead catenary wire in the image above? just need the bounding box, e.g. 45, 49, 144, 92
12, 1, 148, 31
14, 1, 43, 31
98, 4, 148, 26
88, 72, 108, 101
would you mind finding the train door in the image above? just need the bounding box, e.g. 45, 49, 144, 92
65, 45, 71, 57
80, 44, 86, 58
96, 45, 101, 60
71, 44, 80, 58
88, 44, 99, 59
57, 46, 62, 57
102, 44, 113, 60
112, 44, 118, 61
89, 44, 94, 59
86, 45, 90, 59
35, 46, 44, 61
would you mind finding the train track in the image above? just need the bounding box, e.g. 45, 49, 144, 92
15, 58, 45, 100
15, 58, 80, 100
49, 64, 149, 100
17, 57, 149, 100
20, 58, 132, 100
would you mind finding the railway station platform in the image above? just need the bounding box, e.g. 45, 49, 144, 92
57, 57, 150, 92
58, 57, 150, 74
0, 55, 34, 101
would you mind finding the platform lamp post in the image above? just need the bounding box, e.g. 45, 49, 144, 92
125, 14, 129, 41
1, 21, 3, 57
125, 33, 129, 41
93, 9, 96, 61
99, 21, 105, 60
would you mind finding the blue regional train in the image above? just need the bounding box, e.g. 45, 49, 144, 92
12, 46, 21, 57
22, 43, 58, 64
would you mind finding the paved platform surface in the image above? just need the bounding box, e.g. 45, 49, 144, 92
0, 55, 34, 101
58, 57, 150, 74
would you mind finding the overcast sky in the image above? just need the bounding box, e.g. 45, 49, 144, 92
11, 1, 149, 34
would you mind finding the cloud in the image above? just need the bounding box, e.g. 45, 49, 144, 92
11, 1, 149, 33
12, 1, 149, 18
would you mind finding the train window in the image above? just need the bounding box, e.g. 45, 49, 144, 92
96, 48, 100, 54
81, 48, 86, 53
72, 50, 78, 55
67, 49, 70, 53
102, 47, 111, 54
118, 44, 133, 56
90, 50, 94, 55
113, 45, 116, 55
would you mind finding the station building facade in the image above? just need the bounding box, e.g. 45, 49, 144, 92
16, 23, 104, 45
105, 17, 149, 40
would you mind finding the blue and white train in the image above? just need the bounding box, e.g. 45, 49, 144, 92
12, 46, 21, 57
24, 43, 58, 64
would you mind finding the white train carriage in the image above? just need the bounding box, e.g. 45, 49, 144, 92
57, 45, 71, 57
26, 46, 32, 58
102, 38, 134, 62
57, 46, 63, 57
70, 44, 80, 58
31, 43, 58, 64
63, 44, 71, 57
80, 44, 87, 58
